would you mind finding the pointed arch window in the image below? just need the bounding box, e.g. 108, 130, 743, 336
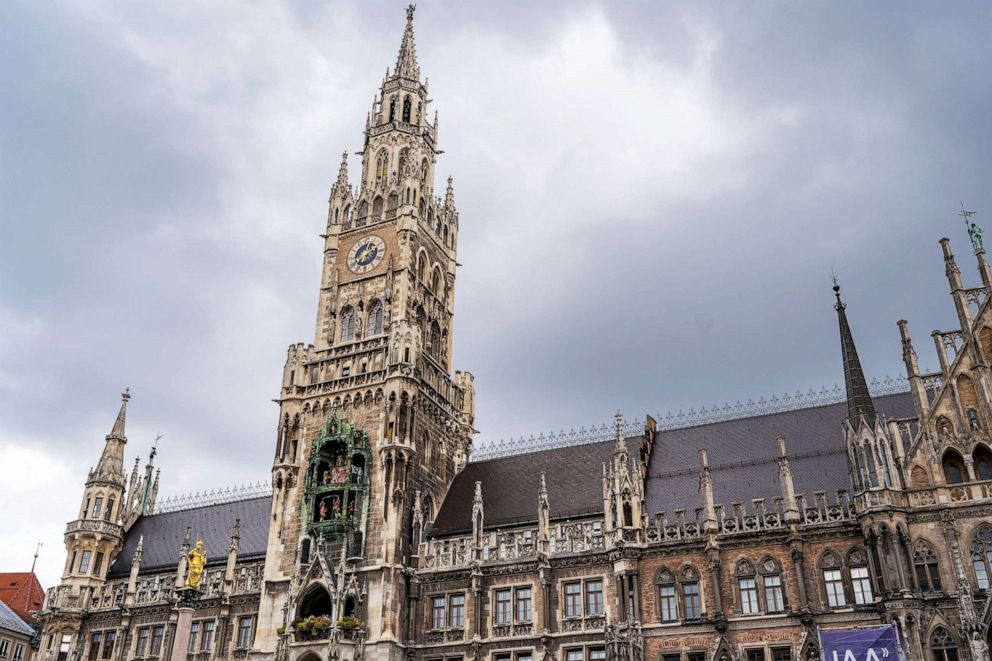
848, 547, 873, 605
340, 307, 357, 342
375, 150, 389, 188
942, 449, 967, 485
862, 442, 879, 488
930, 627, 960, 661
913, 543, 942, 593
430, 268, 440, 295
656, 568, 678, 623
759, 557, 786, 613
402, 96, 411, 123
971, 525, 992, 589
388, 98, 396, 123
417, 253, 426, 282
820, 551, 846, 608
735, 560, 759, 615
367, 300, 384, 336
680, 566, 702, 620
974, 445, 992, 480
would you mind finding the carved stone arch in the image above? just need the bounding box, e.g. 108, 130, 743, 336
655, 566, 676, 584
912, 538, 942, 593
357, 198, 369, 220
928, 624, 961, 659
758, 555, 782, 574
846, 546, 868, 567
819, 549, 841, 569
713, 635, 737, 661
733, 558, 756, 576
372, 194, 384, 219
799, 635, 820, 661
296, 580, 334, 619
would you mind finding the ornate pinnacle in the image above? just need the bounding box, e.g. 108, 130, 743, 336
444, 176, 455, 208
394, 4, 421, 82
331, 151, 349, 199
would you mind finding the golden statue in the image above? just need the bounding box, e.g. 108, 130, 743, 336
186, 540, 207, 589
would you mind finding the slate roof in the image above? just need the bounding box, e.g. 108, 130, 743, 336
0, 573, 44, 623
429, 438, 643, 536
431, 391, 916, 537
645, 391, 915, 514
0, 600, 33, 637
107, 496, 271, 578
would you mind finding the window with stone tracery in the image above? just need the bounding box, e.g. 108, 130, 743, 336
930, 627, 960, 661
340, 306, 357, 342
367, 300, 383, 336
971, 525, 992, 589
375, 150, 389, 188
914, 543, 942, 593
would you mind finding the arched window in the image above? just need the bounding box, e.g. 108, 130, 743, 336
430, 268, 440, 294
420, 159, 429, 185
105, 499, 114, 522
357, 200, 369, 220
913, 543, 942, 593
863, 442, 879, 488
930, 627, 960, 661
388, 97, 396, 123
877, 440, 893, 487
656, 568, 678, 623
942, 449, 967, 484
375, 150, 389, 188
372, 195, 384, 219
417, 253, 426, 282
402, 96, 411, 123
910, 464, 931, 487
367, 300, 383, 336
759, 557, 785, 613
340, 307, 357, 342
679, 566, 702, 620
734, 560, 759, 615
847, 548, 873, 604
387, 191, 398, 212
428, 321, 441, 359
974, 445, 992, 480
971, 525, 992, 589
820, 551, 846, 608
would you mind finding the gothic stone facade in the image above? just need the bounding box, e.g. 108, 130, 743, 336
37, 7, 992, 661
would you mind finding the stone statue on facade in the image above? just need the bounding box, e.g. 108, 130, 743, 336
969, 221, 984, 252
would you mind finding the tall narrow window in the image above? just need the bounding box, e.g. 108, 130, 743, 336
850, 566, 873, 604
682, 579, 701, 619
657, 569, 678, 622
237, 617, 254, 649
763, 574, 784, 613
91, 496, 103, 519
340, 307, 357, 342
11, 646, 22, 661
92, 552, 104, 576
585, 580, 604, 615
739, 576, 759, 615
187, 623, 200, 653
136, 628, 149, 657
515, 587, 533, 621
930, 627, 960, 661
914, 544, 942, 593
448, 594, 465, 628
88, 634, 101, 661
79, 551, 92, 574
201, 621, 215, 651
150, 626, 164, 656
943, 450, 967, 484
971, 525, 992, 589
402, 97, 412, 123
104, 499, 114, 521
431, 596, 446, 629
564, 582, 582, 618
974, 445, 992, 480
100, 633, 114, 660
375, 150, 389, 188
823, 569, 846, 608
494, 589, 511, 624
367, 300, 383, 336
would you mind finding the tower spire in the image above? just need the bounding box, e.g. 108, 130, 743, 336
833, 280, 876, 428
394, 5, 421, 82
92, 389, 130, 484
330, 151, 350, 200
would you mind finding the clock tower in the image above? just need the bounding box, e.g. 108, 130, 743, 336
254, 6, 476, 661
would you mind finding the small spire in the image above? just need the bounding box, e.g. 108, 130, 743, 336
614, 410, 625, 453
109, 388, 130, 439
229, 518, 241, 553
30, 542, 42, 574
330, 151, 349, 199
834, 280, 877, 428
394, 5, 421, 82
444, 176, 455, 208
134, 535, 144, 563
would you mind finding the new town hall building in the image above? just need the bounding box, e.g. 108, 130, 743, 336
37, 7, 992, 661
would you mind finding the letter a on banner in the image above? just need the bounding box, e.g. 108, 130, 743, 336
820, 625, 904, 661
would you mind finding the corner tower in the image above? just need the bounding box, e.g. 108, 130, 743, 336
256, 7, 476, 660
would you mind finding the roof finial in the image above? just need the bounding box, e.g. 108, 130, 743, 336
30, 541, 42, 574
109, 388, 130, 439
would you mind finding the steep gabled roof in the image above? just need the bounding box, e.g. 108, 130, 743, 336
107, 496, 271, 578
0, 573, 44, 624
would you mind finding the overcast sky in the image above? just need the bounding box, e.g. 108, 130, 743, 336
2, 1, 990, 589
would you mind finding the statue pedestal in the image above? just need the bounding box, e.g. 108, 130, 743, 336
170, 588, 203, 661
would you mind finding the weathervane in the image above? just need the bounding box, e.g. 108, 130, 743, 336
959, 202, 983, 253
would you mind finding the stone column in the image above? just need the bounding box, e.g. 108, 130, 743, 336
170, 588, 202, 661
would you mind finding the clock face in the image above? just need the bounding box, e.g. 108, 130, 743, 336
347, 235, 386, 274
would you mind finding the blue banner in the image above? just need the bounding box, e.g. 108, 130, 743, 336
820, 625, 903, 661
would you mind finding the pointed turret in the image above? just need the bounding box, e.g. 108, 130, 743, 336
394, 4, 421, 82
330, 151, 350, 200
90, 389, 130, 486
834, 283, 876, 428
444, 176, 455, 209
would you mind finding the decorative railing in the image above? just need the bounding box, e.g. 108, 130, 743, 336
422, 521, 605, 569
472, 376, 910, 460
156, 482, 272, 513
65, 519, 122, 537
550, 520, 605, 554
647, 510, 703, 543
423, 629, 464, 644
716, 498, 786, 535
909, 479, 992, 507
797, 491, 855, 525
561, 615, 606, 632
